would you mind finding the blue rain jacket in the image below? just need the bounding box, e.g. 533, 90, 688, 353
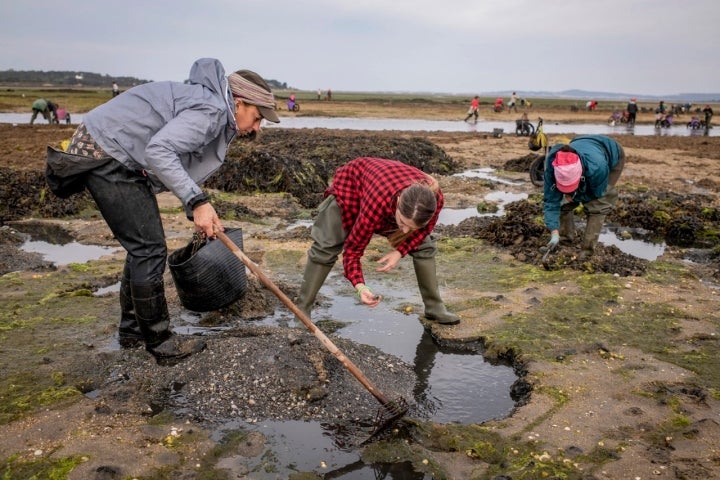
543, 135, 623, 231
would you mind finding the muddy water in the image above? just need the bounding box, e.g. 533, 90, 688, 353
211, 419, 431, 479
244, 277, 516, 478
3, 112, 717, 137
325, 289, 516, 423
600, 228, 666, 261
17, 223, 119, 265
445, 168, 667, 261
15, 226, 518, 426
14, 223, 516, 477
263, 116, 718, 137
441, 205, 666, 261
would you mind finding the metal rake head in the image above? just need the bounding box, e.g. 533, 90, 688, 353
364, 396, 410, 443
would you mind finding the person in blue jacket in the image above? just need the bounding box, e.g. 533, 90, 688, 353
543, 135, 625, 260
46, 58, 279, 362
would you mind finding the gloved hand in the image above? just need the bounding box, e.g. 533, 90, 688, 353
547, 232, 560, 251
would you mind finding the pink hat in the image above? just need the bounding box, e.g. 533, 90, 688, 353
552, 151, 582, 193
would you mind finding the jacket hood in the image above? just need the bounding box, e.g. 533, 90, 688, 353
188, 57, 237, 137
188, 58, 227, 96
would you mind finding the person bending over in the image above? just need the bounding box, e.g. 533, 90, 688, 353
46, 58, 279, 362
296, 157, 460, 326
543, 135, 625, 260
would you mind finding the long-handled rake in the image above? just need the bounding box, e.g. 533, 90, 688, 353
214, 229, 409, 439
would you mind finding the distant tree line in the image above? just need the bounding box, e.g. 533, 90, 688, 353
0, 70, 149, 88
0, 70, 288, 90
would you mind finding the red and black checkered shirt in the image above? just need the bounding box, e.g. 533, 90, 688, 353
325, 157, 443, 286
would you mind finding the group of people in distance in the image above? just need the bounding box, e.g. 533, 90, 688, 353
30, 98, 70, 125
44, 58, 628, 364
465, 92, 524, 121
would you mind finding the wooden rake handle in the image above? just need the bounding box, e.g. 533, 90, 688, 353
214, 228, 392, 406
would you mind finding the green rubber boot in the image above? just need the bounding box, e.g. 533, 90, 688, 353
559, 210, 576, 246
295, 260, 333, 321
413, 256, 460, 325
578, 214, 605, 261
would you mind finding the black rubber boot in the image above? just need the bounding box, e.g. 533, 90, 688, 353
131, 281, 205, 363
148, 334, 207, 364
295, 260, 333, 321
118, 263, 143, 348
578, 214, 605, 261
413, 256, 460, 325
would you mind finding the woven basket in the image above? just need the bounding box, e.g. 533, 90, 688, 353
168, 228, 247, 312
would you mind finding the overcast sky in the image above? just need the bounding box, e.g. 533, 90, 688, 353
2, 1, 718, 97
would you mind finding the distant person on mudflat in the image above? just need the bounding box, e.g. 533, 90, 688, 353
30, 98, 52, 124
296, 157, 460, 326
626, 98, 638, 125
464, 95, 480, 123
112, 82, 120, 97
46, 58, 279, 363
542, 135, 625, 261
46, 100, 59, 124
703, 105, 714, 127
55, 106, 71, 125
508, 92, 518, 113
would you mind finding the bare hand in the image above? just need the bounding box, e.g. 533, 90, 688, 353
357, 284, 382, 307
193, 203, 223, 238
376, 250, 401, 273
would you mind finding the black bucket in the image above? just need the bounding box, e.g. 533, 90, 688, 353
168, 228, 247, 312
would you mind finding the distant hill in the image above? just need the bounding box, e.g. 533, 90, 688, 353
483, 89, 720, 104
0, 70, 287, 90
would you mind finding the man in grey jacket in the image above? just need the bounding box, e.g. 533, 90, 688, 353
48, 58, 279, 362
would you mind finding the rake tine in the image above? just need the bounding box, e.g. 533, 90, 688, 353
363, 396, 410, 443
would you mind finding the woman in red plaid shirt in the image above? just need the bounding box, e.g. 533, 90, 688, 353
296, 157, 460, 325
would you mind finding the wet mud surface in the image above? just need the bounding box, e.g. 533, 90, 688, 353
3, 126, 718, 279
2, 123, 720, 479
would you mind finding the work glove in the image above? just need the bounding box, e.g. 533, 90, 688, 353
546, 232, 560, 252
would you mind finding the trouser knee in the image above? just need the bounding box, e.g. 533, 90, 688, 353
409, 235, 438, 260
308, 195, 345, 266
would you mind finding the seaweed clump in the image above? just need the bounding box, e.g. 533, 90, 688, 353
206, 129, 461, 207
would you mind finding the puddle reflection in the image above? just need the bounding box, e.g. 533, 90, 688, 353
324, 291, 516, 424
94, 281, 120, 296
454, 167, 524, 186
211, 419, 431, 479
12, 223, 119, 266
600, 228, 665, 261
